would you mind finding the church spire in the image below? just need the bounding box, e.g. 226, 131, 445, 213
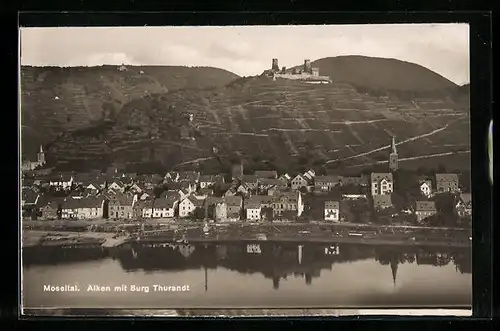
391, 136, 397, 154
391, 258, 398, 287
39, 144, 44, 153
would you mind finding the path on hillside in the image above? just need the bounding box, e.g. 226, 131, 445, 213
347, 150, 470, 168
174, 156, 215, 167
326, 116, 467, 164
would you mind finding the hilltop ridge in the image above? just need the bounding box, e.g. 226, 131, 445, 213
20, 65, 240, 155
289, 55, 459, 93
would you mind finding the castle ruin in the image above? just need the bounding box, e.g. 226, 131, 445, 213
265, 58, 331, 84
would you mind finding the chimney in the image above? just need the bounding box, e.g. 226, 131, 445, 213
304, 59, 312, 74
272, 58, 279, 72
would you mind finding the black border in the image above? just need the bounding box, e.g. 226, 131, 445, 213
7, 9, 494, 328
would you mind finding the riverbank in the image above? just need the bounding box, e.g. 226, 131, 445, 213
22, 222, 471, 249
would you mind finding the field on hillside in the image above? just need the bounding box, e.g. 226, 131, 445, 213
45, 75, 471, 173
20, 65, 239, 157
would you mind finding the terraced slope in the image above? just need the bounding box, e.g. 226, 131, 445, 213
47, 75, 470, 173
20, 65, 240, 156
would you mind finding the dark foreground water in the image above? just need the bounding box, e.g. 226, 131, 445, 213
22, 242, 472, 309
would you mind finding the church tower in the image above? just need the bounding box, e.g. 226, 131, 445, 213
390, 257, 398, 287
37, 144, 46, 165
389, 136, 398, 172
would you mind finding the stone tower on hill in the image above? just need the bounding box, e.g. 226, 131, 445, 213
389, 136, 398, 172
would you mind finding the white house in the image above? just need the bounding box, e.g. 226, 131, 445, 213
324, 201, 340, 222
370, 173, 394, 196
50, 175, 74, 191
245, 197, 263, 221
456, 193, 472, 217
108, 181, 124, 192
179, 195, 205, 218
291, 174, 308, 190
419, 180, 433, 198
152, 197, 178, 218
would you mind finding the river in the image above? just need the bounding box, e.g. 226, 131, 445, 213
22, 242, 471, 310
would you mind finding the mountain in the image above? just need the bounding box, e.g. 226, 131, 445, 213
44, 74, 470, 174
290, 56, 458, 93
20, 65, 240, 156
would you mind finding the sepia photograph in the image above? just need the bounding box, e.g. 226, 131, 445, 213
20, 24, 472, 315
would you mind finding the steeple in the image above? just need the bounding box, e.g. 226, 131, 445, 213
37, 144, 45, 165
204, 266, 208, 292
389, 136, 398, 172
390, 258, 398, 287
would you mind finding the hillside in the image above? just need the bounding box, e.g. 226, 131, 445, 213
290, 56, 458, 93
20, 65, 240, 156
46, 75, 471, 174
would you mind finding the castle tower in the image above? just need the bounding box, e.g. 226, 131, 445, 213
304, 59, 312, 74
37, 144, 45, 165
272, 58, 280, 72
389, 136, 398, 172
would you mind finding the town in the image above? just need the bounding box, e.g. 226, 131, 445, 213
21, 137, 472, 231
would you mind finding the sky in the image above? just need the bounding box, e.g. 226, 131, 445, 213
20, 24, 470, 85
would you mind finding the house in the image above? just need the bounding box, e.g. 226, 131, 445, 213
108, 194, 136, 219
204, 196, 224, 220
373, 195, 393, 210
225, 196, 243, 221
61, 197, 107, 220
241, 175, 259, 190
419, 179, 433, 198
138, 190, 154, 200
324, 201, 340, 222
236, 183, 250, 196
49, 174, 74, 191
370, 173, 394, 196
259, 178, 287, 191
39, 201, 60, 220
164, 171, 180, 182
85, 183, 102, 193
179, 180, 196, 195
179, 195, 205, 218
271, 192, 304, 217
127, 183, 146, 194
340, 185, 367, 200
291, 174, 308, 190
199, 175, 222, 189
108, 181, 124, 192
152, 196, 178, 218
456, 193, 472, 217
314, 176, 341, 192
245, 197, 262, 221
141, 199, 154, 218
254, 170, 278, 179
215, 201, 227, 220
338, 175, 369, 187
303, 169, 316, 182
415, 201, 437, 223
132, 200, 152, 219
177, 171, 200, 183
436, 173, 460, 193
277, 174, 291, 186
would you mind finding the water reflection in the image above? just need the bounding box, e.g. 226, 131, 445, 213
23, 242, 472, 289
